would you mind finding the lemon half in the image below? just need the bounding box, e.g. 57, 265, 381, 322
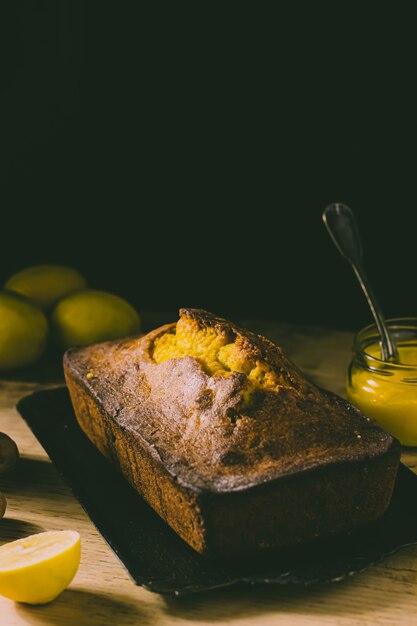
0, 530, 81, 604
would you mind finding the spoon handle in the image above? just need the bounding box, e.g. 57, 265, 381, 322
323, 203, 398, 362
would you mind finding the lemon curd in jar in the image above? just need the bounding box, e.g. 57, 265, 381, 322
347, 319, 417, 446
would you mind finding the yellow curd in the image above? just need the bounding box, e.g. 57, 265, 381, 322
347, 318, 417, 446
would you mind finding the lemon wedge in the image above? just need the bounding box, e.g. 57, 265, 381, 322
0, 530, 81, 604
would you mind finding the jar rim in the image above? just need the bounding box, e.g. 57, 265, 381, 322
353, 317, 417, 371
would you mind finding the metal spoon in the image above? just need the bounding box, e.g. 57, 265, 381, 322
322, 203, 398, 362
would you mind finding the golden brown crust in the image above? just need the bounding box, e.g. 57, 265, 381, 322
64, 309, 401, 556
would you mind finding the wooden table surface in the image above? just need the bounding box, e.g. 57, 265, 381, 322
1, 321, 417, 626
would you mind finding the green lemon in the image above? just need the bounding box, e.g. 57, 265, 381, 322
52, 290, 141, 349
5, 265, 87, 310
0, 491, 6, 519
0, 291, 48, 370
0, 432, 19, 476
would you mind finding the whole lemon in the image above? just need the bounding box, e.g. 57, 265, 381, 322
5, 265, 87, 310
0, 291, 48, 370
52, 290, 141, 348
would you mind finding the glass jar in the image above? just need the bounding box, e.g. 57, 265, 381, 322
347, 318, 417, 447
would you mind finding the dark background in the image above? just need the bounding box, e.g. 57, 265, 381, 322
1, 2, 416, 330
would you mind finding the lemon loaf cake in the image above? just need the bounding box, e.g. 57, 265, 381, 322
64, 309, 400, 557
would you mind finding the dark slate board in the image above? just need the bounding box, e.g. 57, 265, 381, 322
16, 387, 417, 596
